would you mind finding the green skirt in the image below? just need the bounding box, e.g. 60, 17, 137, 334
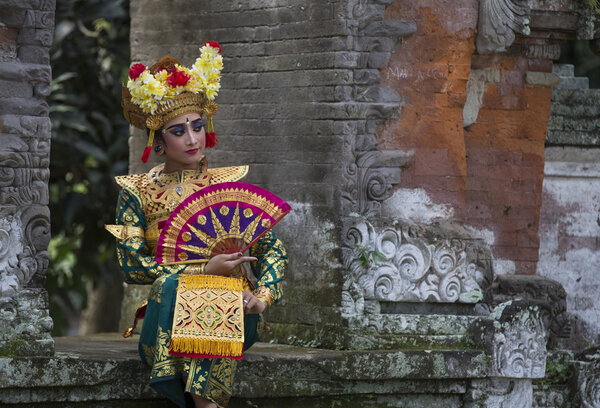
139, 273, 259, 408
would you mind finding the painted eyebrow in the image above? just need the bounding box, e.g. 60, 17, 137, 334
165, 118, 204, 131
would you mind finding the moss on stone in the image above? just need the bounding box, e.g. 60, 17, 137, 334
536, 360, 571, 386
0, 338, 27, 357
263, 322, 479, 352
261, 322, 347, 349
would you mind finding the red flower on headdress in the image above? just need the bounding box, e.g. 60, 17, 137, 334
129, 63, 146, 80
205, 132, 218, 148
204, 41, 221, 54
166, 69, 191, 87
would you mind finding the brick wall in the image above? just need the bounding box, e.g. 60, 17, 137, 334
377, 1, 568, 275
465, 56, 553, 275
379, 0, 478, 215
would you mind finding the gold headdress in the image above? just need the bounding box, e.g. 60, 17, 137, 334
122, 41, 223, 162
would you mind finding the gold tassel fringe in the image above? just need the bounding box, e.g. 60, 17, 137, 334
179, 274, 243, 291
170, 336, 244, 357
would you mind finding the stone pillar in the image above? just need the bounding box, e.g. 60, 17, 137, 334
0, 0, 55, 356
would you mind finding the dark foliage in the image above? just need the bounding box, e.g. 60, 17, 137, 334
559, 40, 600, 89
48, 0, 130, 335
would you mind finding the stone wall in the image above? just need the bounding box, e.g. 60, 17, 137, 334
538, 64, 600, 346
127, 0, 597, 344
129, 0, 422, 340
0, 0, 55, 356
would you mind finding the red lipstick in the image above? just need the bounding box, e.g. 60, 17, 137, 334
186, 148, 199, 155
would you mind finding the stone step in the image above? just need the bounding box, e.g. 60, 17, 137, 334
555, 76, 590, 89
546, 129, 600, 146
548, 116, 600, 132
0, 333, 490, 406
553, 64, 575, 77
551, 88, 600, 108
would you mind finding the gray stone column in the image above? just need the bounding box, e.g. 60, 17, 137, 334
0, 0, 55, 356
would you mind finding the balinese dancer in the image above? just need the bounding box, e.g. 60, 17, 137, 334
106, 42, 287, 408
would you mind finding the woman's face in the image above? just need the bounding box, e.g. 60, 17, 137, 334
160, 112, 205, 172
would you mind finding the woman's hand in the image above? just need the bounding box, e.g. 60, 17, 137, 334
205, 253, 257, 276
242, 290, 266, 315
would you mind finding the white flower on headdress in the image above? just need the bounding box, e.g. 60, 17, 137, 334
126, 42, 224, 113
128, 71, 166, 114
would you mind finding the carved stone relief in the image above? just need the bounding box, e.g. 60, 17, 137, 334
465, 378, 533, 408
0, 0, 55, 356
487, 303, 547, 378
476, 0, 531, 54
574, 350, 600, 408
341, 219, 492, 319
0, 206, 50, 299
339, 1, 416, 218
492, 275, 571, 349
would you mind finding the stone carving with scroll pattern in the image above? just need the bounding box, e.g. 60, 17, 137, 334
341, 219, 492, 318
477, 0, 531, 54
492, 274, 571, 349
487, 303, 547, 378
340, 0, 416, 220
341, 148, 413, 217
0, 0, 55, 357
574, 350, 600, 408
0, 206, 50, 299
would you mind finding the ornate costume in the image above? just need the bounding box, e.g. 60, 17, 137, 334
111, 161, 287, 407
109, 43, 288, 408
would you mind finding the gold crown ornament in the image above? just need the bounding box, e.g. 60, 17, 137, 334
122, 41, 223, 162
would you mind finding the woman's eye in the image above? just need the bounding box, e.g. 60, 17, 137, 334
193, 124, 204, 132
171, 129, 184, 136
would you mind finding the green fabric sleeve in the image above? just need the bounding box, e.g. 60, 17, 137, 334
115, 188, 187, 284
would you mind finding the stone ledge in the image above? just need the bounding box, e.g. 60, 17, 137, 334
0, 333, 492, 406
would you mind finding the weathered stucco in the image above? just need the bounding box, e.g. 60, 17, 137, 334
538, 147, 600, 344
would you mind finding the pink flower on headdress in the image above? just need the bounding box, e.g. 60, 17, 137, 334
166, 69, 191, 87
204, 41, 222, 54
129, 63, 146, 80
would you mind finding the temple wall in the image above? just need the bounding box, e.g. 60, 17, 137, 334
538, 67, 600, 345
378, 0, 477, 215
128, 0, 418, 342
376, 1, 576, 276
0, 0, 55, 356
1, 0, 600, 407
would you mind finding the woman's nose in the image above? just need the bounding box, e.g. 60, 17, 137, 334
185, 127, 196, 145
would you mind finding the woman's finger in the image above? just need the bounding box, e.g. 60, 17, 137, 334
227, 256, 258, 266
224, 253, 242, 260
242, 290, 251, 312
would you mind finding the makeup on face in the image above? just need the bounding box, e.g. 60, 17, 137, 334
161, 113, 206, 173
164, 118, 204, 138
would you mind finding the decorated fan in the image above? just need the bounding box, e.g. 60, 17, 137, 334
156, 182, 291, 265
